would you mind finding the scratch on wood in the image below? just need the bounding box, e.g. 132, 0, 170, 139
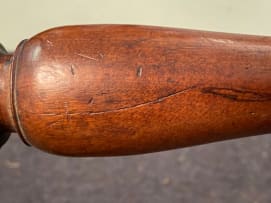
46, 40, 53, 46
64, 102, 70, 120
65, 85, 198, 116
137, 66, 143, 77
47, 118, 64, 127
99, 53, 104, 59
39, 113, 60, 116
70, 64, 75, 75
36, 86, 198, 118
87, 97, 94, 104
76, 53, 98, 61
26, 111, 62, 116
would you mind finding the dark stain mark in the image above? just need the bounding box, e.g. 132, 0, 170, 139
202, 87, 271, 102
105, 98, 117, 104
70, 64, 75, 75
152, 64, 161, 69
167, 78, 175, 83
137, 66, 143, 77
87, 97, 93, 104
123, 38, 148, 48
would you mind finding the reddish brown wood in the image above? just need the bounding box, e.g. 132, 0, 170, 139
0, 25, 271, 156
0, 53, 16, 132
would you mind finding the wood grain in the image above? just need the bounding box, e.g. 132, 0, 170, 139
1, 25, 271, 156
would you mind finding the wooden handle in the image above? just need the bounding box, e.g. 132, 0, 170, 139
0, 25, 271, 156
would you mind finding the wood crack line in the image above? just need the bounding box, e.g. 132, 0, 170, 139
26, 85, 198, 117
27, 86, 271, 118
70, 85, 198, 116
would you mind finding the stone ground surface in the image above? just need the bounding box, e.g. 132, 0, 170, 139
1, 133, 271, 203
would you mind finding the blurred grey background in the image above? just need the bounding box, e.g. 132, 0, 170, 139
1, 0, 271, 202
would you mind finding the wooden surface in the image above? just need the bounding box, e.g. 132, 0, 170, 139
1, 25, 271, 156
0, 46, 14, 147
0, 53, 16, 131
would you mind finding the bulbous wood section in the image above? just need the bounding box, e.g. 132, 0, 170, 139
7, 25, 271, 156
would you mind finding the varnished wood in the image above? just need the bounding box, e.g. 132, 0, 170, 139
0, 25, 271, 156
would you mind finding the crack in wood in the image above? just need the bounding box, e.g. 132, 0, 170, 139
201, 87, 271, 102
30, 86, 270, 120
70, 85, 198, 116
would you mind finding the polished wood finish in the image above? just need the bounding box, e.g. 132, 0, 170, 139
0, 45, 14, 147
0, 25, 271, 156
0, 53, 15, 131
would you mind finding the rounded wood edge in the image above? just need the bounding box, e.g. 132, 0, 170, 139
11, 40, 31, 146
